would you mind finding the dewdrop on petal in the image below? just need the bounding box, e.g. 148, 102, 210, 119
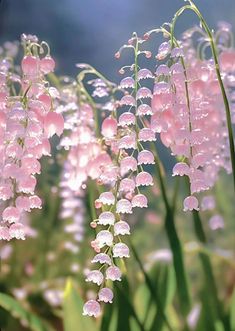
183, 196, 199, 212
132, 194, 148, 208
116, 199, 132, 214
114, 221, 130, 236
106, 266, 122, 281
137, 150, 155, 165
98, 212, 115, 225
98, 192, 115, 206
83, 300, 101, 317
98, 288, 113, 303
113, 243, 130, 258
172, 162, 190, 177
85, 270, 104, 286
91, 253, 112, 265
136, 172, 153, 187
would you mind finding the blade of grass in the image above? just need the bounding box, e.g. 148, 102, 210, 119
151, 143, 191, 318
185, 178, 230, 331
115, 279, 146, 331
130, 242, 175, 331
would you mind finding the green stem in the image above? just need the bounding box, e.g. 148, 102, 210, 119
151, 143, 191, 318
185, 179, 229, 331
130, 242, 175, 331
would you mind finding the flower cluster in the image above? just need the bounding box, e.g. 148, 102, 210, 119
83, 34, 157, 317
0, 34, 64, 241
148, 25, 232, 211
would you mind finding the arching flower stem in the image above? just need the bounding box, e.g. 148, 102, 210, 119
170, 0, 235, 193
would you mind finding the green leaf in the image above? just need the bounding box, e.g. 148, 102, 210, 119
63, 278, 98, 331
115, 278, 146, 331
0, 292, 55, 331
131, 242, 174, 331
100, 302, 117, 331
230, 286, 235, 331
149, 262, 176, 331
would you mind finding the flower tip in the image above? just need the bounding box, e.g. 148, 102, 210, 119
143, 33, 150, 40
115, 52, 121, 59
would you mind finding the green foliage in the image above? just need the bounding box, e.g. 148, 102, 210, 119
0, 292, 55, 331
63, 279, 98, 331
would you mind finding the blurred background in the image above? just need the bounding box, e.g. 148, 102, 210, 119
0, 1, 235, 330
0, 0, 235, 81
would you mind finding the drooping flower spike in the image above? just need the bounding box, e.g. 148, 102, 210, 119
145, 24, 232, 211
82, 33, 158, 317
0, 34, 64, 241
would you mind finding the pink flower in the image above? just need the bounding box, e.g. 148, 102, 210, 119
132, 194, 148, 208
0, 226, 11, 240
21, 55, 39, 76
114, 221, 130, 236
172, 162, 190, 177
91, 253, 112, 265
9, 223, 25, 240
98, 192, 115, 205
98, 212, 115, 225
40, 56, 55, 74
83, 300, 101, 317
44, 112, 64, 137
136, 172, 153, 187
119, 178, 135, 193
106, 266, 122, 281
137, 150, 155, 165
138, 128, 156, 142
98, 288, 113, 303
116, 199, 132, 214
183, 196, 199, 212
101, 117, 117, 138
120, 156, 137, 176
2, 207, 20, 223
113, 243, 130, 258
136, 104, 153, 116
85, 270, 104, 286
95, 230, 113, 248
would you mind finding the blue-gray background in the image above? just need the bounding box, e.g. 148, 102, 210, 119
0, 0, 234, 81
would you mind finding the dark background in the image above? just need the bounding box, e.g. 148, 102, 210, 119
0, 0, 235, 81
